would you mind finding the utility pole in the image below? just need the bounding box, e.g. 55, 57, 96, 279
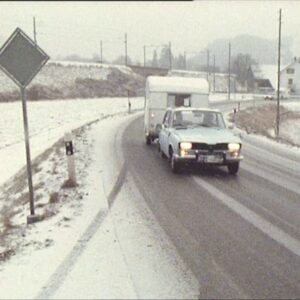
206, 49, 210, 81
169, 41, 172, 70
213, 54, 216, 93
144, 45, 146, 67
228, 43, 231, 101
184, 51, 186, 70
100, 41, 103, 63
124, 33, 128, 66
276, 9, 282, 139
33, 16, 37, 45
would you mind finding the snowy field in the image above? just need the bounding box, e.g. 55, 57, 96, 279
0, 97, 144, 187
209, 92, 254, 102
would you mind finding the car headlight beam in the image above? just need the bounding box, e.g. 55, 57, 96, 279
228, 143, 240, 152
180, 142, 192, 150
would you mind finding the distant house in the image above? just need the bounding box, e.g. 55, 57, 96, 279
254, 78, 274, 93
280, 57, 300, 94
250, 65, 276, 94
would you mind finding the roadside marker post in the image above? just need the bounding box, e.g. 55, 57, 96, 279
127, 90, 131, 114
233, 108, 237, 125
0, 28, 49, 224
64, 132, 77, 186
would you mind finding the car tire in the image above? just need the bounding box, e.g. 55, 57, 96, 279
146, 136, 151, 145
170, 153, 180, 173
228, 162, 239, 175
158, 142, 166, 158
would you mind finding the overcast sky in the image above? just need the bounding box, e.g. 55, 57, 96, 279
0, 1, 299, 63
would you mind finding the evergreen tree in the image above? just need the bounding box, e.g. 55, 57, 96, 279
159, 46, 172, 69
152, 50, 158, 68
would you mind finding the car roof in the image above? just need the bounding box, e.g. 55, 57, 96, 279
167, 107, 221, 113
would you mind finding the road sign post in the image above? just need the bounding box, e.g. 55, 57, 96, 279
21, 86, 35, 216
0, 28, 49, 224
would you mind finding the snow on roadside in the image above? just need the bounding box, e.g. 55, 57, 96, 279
0, 97, 143, 294
280, 119, 300, 145
209, 93, 253, 102
0, 110, 198, 299
224, 100, 300, 158
0, 113, 139, 299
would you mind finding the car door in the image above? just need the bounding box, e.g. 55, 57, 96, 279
159, 111, 172, 155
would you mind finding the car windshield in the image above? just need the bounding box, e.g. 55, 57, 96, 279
172, 110, 226, 129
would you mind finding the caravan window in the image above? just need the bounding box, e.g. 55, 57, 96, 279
167, 94, 191, 108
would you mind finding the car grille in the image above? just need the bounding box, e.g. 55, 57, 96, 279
191, 143, 228, 151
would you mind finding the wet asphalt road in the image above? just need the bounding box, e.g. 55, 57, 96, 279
121, 115, 300, 299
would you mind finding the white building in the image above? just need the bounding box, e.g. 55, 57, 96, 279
280, 58, 300, 94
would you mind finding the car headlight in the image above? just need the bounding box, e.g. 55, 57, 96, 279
180, 142, 192, 150
228, 143, 240, 152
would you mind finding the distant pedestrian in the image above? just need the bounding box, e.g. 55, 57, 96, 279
128, 99, 131, 113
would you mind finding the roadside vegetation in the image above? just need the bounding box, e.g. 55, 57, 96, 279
0, 62, 145, 102
229, 103, 300, 146
0, 121, 95, 263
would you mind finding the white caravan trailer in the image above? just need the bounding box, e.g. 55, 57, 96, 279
144, 76, 209, 144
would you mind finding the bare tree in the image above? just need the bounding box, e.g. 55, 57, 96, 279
231, 53, 258, 86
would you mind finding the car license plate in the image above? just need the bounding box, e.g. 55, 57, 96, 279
198, 155, 223, 163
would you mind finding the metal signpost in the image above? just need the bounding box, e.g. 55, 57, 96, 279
0, 28, 49, 224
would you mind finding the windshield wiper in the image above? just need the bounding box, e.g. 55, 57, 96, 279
173, 125, 188, 130
191, 123, 212, 128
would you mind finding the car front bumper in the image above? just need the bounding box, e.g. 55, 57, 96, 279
174, 151, 243, 165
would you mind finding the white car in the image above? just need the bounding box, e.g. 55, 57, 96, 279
158, 107, 243, 174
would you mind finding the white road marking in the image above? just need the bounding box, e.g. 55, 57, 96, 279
193, 177, 300, 257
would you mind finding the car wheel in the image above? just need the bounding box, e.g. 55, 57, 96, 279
146, 136, 151, 145
158, 142, 166, 158
170, 153, 180, 173
228, 162, 239, 175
